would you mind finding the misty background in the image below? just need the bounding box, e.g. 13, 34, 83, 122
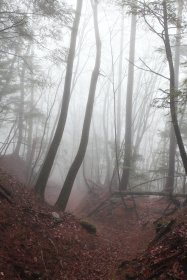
0, 0, 187, 211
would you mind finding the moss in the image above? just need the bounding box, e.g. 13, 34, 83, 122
80, 220, 97, 235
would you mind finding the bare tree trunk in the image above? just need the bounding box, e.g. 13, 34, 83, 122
103, 85, 111, 186
26, 51, 34, 182
163, 0, 187, 174
34, 0, 83, 196
92, 121, 101, 185
13, 62, 26, 156
56, 0, 101, 211
120, 3, 137, 190
164, 0, 183, 193
117, 6, 124, 150
112, 6, 125, 189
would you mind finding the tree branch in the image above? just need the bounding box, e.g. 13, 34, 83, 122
130, 57, 169, 80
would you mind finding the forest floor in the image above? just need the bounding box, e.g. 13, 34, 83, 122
0, 166, 187, 279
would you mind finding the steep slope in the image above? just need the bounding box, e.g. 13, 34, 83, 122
116, 206, 187, 279
1, 166, 187, 280
0, 168, 119, 280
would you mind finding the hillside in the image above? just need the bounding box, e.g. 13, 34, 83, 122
0, 168, 120, 280
116, 208, 187, 280
0, 167, 187, 279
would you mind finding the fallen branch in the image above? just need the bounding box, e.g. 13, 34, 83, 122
0, 184, 13, 204
113, 191, 187, 198
87, 194, 111, 217
127, 175, 186, 191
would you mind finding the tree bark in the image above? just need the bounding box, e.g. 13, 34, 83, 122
120, 3, 137, 190
162, 0, 187, 174
164, 0, 183, 193
34, 0, 83, 196
56, 0, 101, 211
103, 85, 111, 186
26, 50, 34, 183
13, 61, 26, 156
117, 6, 124, 150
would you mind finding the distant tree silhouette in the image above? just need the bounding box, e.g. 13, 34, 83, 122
120, 0, 137, 190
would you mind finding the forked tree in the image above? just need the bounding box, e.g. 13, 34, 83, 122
34, 0, 83, 196
56, 0, 101, 210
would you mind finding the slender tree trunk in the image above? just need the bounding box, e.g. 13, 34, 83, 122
103, 85, 111, 185
112, 6, 125, 188
164, 0, 183, 193
13, 63, 26, 156
92, 121, 101, 185
26, 51, 34, 182
56, 0, 101, 211
117, 6, 124, 150
26, 86, 34, 181
163, 0, 187, 174
120, 3, 137, 190
164, 127, 176, 192
34, 0, 83, 196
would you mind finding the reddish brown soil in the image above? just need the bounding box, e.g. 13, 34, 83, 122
116, 207, 187, 280
76, 193, 178, 259
0, 167, 187, 279
0, 168, 121, 280
78, 194, 187, 279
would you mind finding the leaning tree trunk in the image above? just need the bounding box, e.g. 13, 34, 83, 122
119, 2, 137, 190
34, 0, 83, 196
163, 0, 187, 174
164, 0, 183, 193
56, 0, 101, 211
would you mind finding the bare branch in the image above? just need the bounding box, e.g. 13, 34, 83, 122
130, 57, 169, 80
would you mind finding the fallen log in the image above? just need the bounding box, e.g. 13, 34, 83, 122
113, 191, 187, 198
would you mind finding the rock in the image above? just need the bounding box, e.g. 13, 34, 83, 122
51, 212, 60, 219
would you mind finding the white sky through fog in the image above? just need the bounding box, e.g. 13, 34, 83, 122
48, 0, 169, 187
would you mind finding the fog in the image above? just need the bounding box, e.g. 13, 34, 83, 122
0, 0, 187, 212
